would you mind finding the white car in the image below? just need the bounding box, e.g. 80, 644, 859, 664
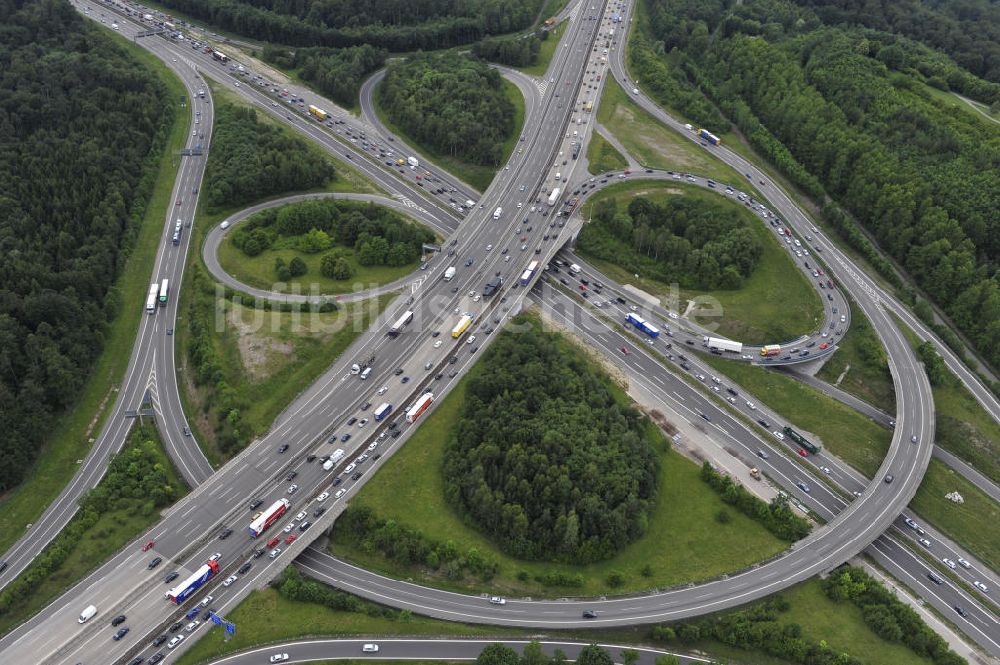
773, 431, 785, 441
269, 548, 282, 559
746, 401, 756, 410
168, 635, 185, 649
489, 596, 506, 605
974, 581, 989, 593
942, 558, 956, 569
467, 335, 477, 345
200, 595, 213, 607
316, 492, 330, 502
335, 489, 346, 499
473, 294, 481, 302
434, 340, 443, 348
367, 442, 378, 451
958, 557, 971, 569
377, 385, 388, 395
186, 620, 200, 632
362, 644, 380, 653
295, 511, 307, 521
358, 418, 368, 428
287, 484, 298, 495
222, 575, 238, 587
209, 552, 221, 562
270, 654, 290, 663
344, 462, 356, 474
283, 523, 294, 533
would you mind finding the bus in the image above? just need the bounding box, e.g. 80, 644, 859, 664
212, 50, 229, 63
784, 426, 821, 455
373, 403, 393, 421
387, 310, 413, 338
158, 279, 169, 306
520, 260, 539, 286
145, 283, 159, 314
451, 314, 472, 338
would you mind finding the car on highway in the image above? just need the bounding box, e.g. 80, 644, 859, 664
362, 644, 380, 653
958, 557, 971, 569
164, 571, 179, 583
152, 635, 168, 647
278, 443, 289, 453
943, 557, 957, 569
169, 621, 183, 633
269, 548, 282, 559
401, 376, 410, 384
238, 562, 253, 574
489, 596, 506, 605
378, 385, 388, 395
317, 492, 330, 502
168, 634, 185, 649
919, 538, 932, 548
270, 655, 290, 664
249, 498, 264, 511
797, 481, 811, 493
142, 540, 155, 552
111, 614, 127, 627
148, 556, 162, 569
287, 484, 298, 495
113, 627, 130, 641
582, 610, 598, 619
884, 474, 894, 484
974, 581, 989, 593
286, 471, 298, 481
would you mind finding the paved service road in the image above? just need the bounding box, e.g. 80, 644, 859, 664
202, 639, 709, 665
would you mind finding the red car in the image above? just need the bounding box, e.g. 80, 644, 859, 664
266, 537, 280, 549
797, 448, 808, 457
285, 534, 297, 545
142, 540, 155, 552
819, 342, 829, 350
620, 346, 629, 355
623, 169, 631, 175
175, 199, 182, 206
578, 284, 587, 291
817, 269, 825, 276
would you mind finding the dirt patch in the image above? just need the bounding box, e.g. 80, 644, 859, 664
227, 307, 295, 380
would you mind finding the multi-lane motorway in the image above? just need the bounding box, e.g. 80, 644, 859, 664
0, 0, 995, 663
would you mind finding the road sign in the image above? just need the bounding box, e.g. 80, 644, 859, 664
209, 611, 223, 626
225, 622, 236, 636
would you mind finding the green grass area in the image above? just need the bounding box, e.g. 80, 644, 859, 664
777, 580, 934, 665
911, 460, 1000, 572
0, 42, 188, 555
331, 335, 785, 598
701, 356, 890, 477
586, 130, 629, 174
373, 77, 525, 193
578, 181, 823, 344
0, 429, 187, 636
597, 78, 746, 186
217, 229, 424, 296
520, 21, 567, 77
174, 588, 514, 665
815, 298, 896, 414
932, 375, 1000, 487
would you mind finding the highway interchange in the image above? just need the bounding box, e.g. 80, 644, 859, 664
1, 0, 999, 663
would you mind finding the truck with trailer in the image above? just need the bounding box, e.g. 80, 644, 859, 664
451, 314, 473, 338
760, 345, 782, 357
784, 426, 821, 455
626, 313, 660, 338
520, 260, 539, 286
443, 266, 457, 281
165, 560, 220, 604
308, 105, 329, 121
697, 128, 721, 145
247, 498, 290, 538
706, 337, 743, 354
373, 403, 393, 421
547, 188, 561, 207
387, 310, 413, 338
145, 283, 159, 314
323, 448, 345, 470
405, 393, 434, 423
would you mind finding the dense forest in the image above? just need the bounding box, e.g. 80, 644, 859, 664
152, 0, 544, 51
0, 0, 173, 491
443, 321, 661, 563
204, 102, 334, 209
262, 44, 385, 107
579, 195, 763, 290
231, 199, 434, 279
795, 0, 1000, 85
472, 31, 544, 67
637, 0, 1000, 368
378, 54, 516, 166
